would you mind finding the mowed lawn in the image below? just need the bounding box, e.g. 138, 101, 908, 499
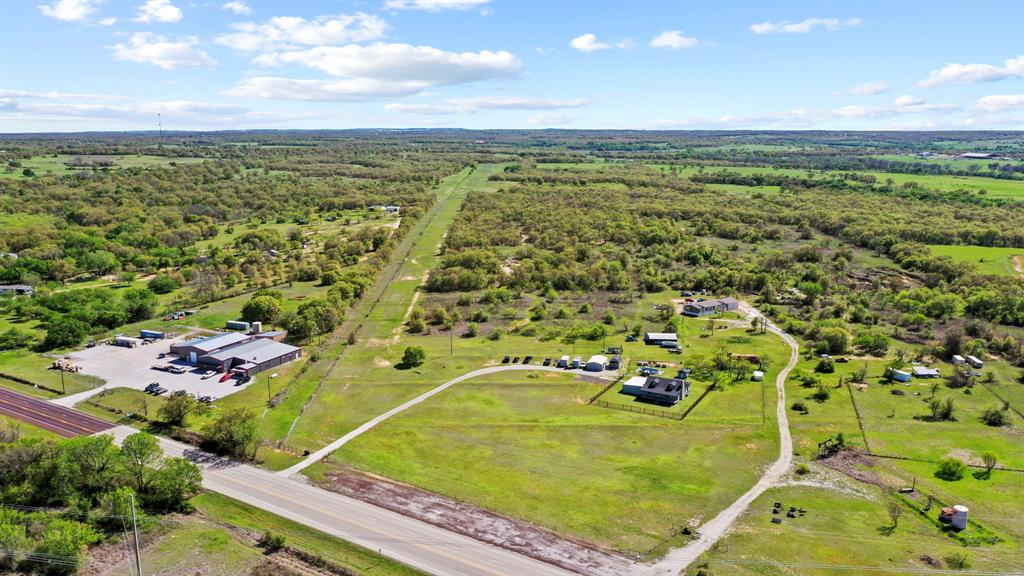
929, 244, 1024, 277
310, 367, 780, 555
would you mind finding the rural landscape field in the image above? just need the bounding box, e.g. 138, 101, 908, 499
1, 1, 1023, 575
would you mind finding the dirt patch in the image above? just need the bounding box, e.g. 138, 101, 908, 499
818, 449, 889, 489
317, 467, 633, 576
1013, 255, 1023, 275
399, 275, 417, 281
364, 336, 398, 348
373, 357, 392, 368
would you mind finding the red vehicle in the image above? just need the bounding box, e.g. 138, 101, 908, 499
218, 371, 234, 383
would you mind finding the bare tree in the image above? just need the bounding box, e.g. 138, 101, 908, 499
887, 501, 902, 529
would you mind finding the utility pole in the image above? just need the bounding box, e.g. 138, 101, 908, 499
130, 494, 143, 576
761, 374, 766, 426
60, 369, 65, 395
157, 113, 163, 149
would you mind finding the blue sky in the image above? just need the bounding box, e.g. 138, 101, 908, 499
1, 0, 1022, 132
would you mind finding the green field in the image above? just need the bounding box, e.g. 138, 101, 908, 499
299, 306, 791, 554
1, 154, 207, 179
929, 245, 1024, 276
0, 348, 104, 398
692, 484, 1023, 575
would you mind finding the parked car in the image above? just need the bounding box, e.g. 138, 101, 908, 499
625, 335, 638, 342
523, 355, 533, 364
152, 386, 168, 396
145, 382, 160, 393
501, 356, 510, 364
201, 370, 217, 380
512, 357, 520, 363
198, 396, 214, 404
168, 366, 187, 374
542, 357, 551, 366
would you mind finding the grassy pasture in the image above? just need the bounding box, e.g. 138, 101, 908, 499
691, 484, 1024, 576
0, 154, 206, 179
0, 348, 104, 398
929, 244, 1024, 277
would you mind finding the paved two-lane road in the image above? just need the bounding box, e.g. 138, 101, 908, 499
0, 386, 114, 437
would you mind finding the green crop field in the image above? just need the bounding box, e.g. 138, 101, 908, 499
929, 245, 1024, 277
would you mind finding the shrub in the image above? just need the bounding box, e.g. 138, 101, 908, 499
147, 274, 181, 294
944, 552, 970, 570
465, 322, 479, 337
795, 463, 810, 475
981, 407, 1008, 427
815, 357, 835, 373
259, 530, 286, 554
812, 383, 831, 402
791, 401, 808, 414
935, 457, 967, 481
402, 346, 426, 367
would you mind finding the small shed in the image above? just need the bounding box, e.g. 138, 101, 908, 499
585, 355, 608, 372
226, 320, 251, 331
140, 329, 165, 340
571, 356, 582, 369
951, 355, 966, 365
966, 355, 984, 369
751, 370, 765, 382
891, 369, 911, 383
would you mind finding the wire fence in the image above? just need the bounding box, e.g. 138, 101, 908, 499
592, 400, 684, 420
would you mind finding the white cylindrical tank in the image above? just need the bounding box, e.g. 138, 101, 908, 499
951, 505, 969, 530
252, 321, 262, 334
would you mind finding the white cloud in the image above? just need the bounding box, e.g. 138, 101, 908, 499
386, 95, 589, 114
99, 16, 116, 25
133, 0, 182, 23
384, 0, 489, 11
221, 1, 250, 15
111, 33, 216, 69
570, 33, 610, 52
215, 13, 386, 52
893, 94, 924, 107
2, 95, 330, 129
650, 99, 959, 129
255, 43, 520, 84
38, 0, 99, 22
527, 112, 580, 126
918, 55, 1024, 88
973, 94, 1024, 113
833, 80, 888, 96
649, 30, 699, 49
750, 17, 861, 34
226, 77, 428, 101
0, 89, 123, 100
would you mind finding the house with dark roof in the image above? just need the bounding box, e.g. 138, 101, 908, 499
682, 297, 739, 317
621, 375, 690, 405
169, 332, 253, 364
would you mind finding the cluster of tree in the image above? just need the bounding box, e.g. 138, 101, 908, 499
0, 429, 201, 574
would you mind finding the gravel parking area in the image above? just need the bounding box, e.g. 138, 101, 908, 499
52, 335, 257, 406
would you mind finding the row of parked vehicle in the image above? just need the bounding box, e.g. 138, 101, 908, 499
501, 355, 536, 364
143, 383, 214, 404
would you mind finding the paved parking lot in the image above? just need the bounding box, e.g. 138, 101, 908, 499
52, 335, 258, 406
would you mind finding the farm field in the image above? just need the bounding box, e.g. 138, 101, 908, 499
929, 244, 1024, 277
1, 154, 207, 179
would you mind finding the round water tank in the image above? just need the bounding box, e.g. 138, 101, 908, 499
951, 505, 969, 531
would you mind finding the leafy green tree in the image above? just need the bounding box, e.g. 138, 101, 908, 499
32, 519, 100, 575
120, 432, 162, 492
204, 408, 259, 459
121, 288, 158, 323
148, 274, 181, 294
42, 317, 88, 350
146, 457, 202, 512
241, 295, 282, 324
402, 346, 426, 368
817, 327, 851, 355
158, 393, 198, 427
0, 328, 34, 350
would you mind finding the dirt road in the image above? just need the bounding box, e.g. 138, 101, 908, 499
643, 303, 799, 575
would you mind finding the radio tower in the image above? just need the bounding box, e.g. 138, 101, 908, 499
158, 113, 163, 149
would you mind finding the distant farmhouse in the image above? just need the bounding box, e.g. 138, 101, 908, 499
682, 297, 739, 317
621, 375, 690, 405
959, 152, 994, 159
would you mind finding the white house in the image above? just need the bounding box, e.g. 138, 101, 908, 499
966, 355, 984, 369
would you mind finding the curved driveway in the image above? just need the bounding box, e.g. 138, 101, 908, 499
644, 308, 799, 575
279, 365, 601, 477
